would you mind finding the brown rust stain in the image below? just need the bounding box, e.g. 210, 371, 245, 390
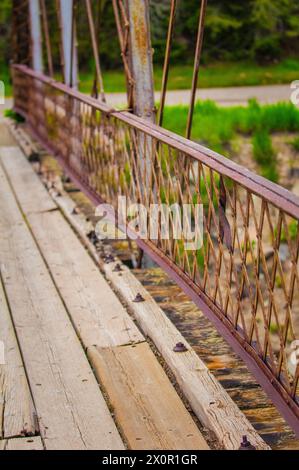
131, 0, 148, 66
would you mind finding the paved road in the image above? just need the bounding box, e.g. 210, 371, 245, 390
1, 84, 292, 113
106, 84, 292, 108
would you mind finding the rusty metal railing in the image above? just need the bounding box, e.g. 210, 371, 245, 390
11, 64, 299, 436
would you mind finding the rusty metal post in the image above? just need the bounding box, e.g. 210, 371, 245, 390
12, 1, 31, 66
126, 0, 156, 267
29, 0, 43, 72
126, 0, 155, 122
58, 0, 78, 87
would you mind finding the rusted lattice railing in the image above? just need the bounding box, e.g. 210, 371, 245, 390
12, 65, 299, 434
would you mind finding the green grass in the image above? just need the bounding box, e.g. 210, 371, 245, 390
78, 58, 299, 93
291, 136, 299, 152
2, 58, 299, 95
163, 99, 299, 149
252, 130, 278, 182
0, 63, 12, 96
163, 99, 299, 182
4, 108, 24, 122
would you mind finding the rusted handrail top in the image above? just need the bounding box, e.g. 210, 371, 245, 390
13, 64, 299, 220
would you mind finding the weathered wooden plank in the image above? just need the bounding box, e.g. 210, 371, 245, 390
88, 343, 209, 450
0, 162, 124, 450
47, 187, 269, 450
3, 134, 270, 449
2, 148, 210, 450
0, 278, 37, 438
0, 146, 56, 214
1, 437, 44, 450
28, 211, 144, 348
0, 146, 144, 349
103, 261, 270, 450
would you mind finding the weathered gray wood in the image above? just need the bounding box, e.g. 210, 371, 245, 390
48, 189, 270, 450
0, 145, 211, 450
28, 210, 144, 348
0, 147, 56, 214
88, 342, 209, 450
0, 278, 37, 438
2, 134, 270, 449
0, 160, 124, 450
1, 437, 44, 450
0, 146, 144, 349
103, 261, 270, 450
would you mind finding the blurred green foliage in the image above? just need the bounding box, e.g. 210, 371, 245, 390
163, 99, 299, 182
1, 0, 299, 72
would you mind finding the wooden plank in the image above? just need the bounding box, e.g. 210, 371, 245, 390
3, 134, 269, 449
0, 163, 124, 450
28, 211, 144, 348
47, 191, 269, 450
1, 144, 210, 451
0, 146, 144, 349
1, 437, 44, 450
103, 261, 270, 450
0, 146, 56, 214
88, 342, 209, 450
0, 278, 38, 438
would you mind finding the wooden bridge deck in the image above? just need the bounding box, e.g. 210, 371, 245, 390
1, 118, 298, 450
0, 140, 210, 450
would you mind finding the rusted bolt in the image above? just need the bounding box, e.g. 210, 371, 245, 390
28, 152, 40, 163
113, 264, 122, 272
72, 206, 80, 215
133, 293, 145, 303
87, 230, 98, 245
173, 342, 188, 353
104, 254, 115, 264
239, 435, 256, 450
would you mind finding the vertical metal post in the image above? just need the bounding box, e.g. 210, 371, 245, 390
186, 0, 207, 139
12, 0, 31, 66
29, 0, 43, 72
59, 0, 78, 87
85, 0, 105, 101
126, 0, 155, 122
126, 0, 156, 267
40, 0, 54, 77
157, 0, 177, 127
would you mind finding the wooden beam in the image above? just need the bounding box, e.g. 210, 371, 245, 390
28, 210, 144, 348
88, 342, 209, 450
0, 437, 44, 450
0, 145, 210, 450
43, 181, 270, 450
0, 147, 144, 349
0, 277, 37, 439
0, 154, 124, 450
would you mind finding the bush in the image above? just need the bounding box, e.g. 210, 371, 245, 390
291, 136, 299, 152
252, 37, 281, 65
252, 130, 278, 182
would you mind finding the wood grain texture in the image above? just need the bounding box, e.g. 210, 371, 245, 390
103, 261, 270, 450
88, 343, 209, 450
0, 278, 37, 439
28, 211, 144, 348
49, 188, 269, 449
0, 161, 124, 450
0, 147, 143, 349
0, 146, 56, 214
1, 437, 44, 450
